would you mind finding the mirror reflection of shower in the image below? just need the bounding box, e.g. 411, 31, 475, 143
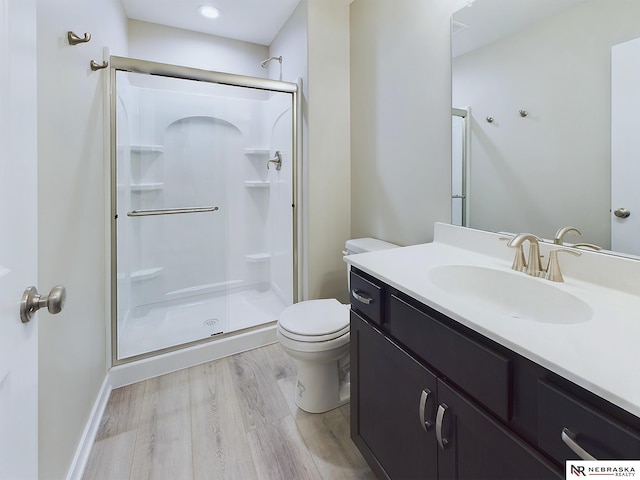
112, 60, 297, 363
452, 107, 469, 227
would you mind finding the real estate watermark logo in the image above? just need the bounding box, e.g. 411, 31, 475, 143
566, 461, 639, 478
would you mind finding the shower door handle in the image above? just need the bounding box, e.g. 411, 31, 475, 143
127, 206, 219, 217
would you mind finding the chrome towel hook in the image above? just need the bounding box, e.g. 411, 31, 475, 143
90, 60, 109, 71
67, 31, 91, 45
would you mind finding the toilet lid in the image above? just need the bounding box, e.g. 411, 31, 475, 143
278, 299, 350, 339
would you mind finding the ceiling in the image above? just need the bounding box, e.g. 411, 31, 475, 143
121, 0, 302, 46
452, 0, 588, 57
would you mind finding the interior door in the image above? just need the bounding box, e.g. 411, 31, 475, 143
0, 0, 39, 478
611, 37, 640, 255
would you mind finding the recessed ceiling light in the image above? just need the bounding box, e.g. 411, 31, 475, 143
198, 5, 221, 19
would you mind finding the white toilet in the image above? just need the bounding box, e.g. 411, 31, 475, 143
277, 238, 399, 413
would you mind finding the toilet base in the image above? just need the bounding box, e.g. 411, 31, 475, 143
292, 356, 350, 413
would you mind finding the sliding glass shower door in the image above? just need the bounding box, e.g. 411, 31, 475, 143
111, 59, 298, 363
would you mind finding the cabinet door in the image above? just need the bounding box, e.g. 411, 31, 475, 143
436, 380, 562, 480
538, 380, 640, 462
351, 311, 438, 480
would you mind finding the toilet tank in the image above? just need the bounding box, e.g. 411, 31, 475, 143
344, 237, 399, 256
343, 238, 400, 288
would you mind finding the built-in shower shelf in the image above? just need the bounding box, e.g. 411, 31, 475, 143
130, 182, 164, 192
130, 144, 164, 154
244, 180, 270, 188
244, 148, 270, 158
131, 267, 164, 281
244, 253, 271, 263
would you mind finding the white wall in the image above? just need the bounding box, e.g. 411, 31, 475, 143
350, 0, 460, 248
128, 20, 268, 77
306, 0, 352, 301
453, 0, 640, 247
36, 0, 128, 478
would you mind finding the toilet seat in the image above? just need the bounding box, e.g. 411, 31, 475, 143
278, 299, 350, 343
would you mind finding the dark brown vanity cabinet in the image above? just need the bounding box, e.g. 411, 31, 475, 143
350, 268, 572, 480
436, 379, 561, 480
538, 380, 640, 463
351, 312, 561, 480
351, 311, 437, 479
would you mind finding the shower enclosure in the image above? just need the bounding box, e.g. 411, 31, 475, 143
110, 57, 299, 363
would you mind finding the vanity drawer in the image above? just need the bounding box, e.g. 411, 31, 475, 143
349, 270, 384, 326
538, 380, 640, 463
389, 293, 511, 421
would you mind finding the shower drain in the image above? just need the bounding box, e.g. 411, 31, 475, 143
203, 318, 219, 327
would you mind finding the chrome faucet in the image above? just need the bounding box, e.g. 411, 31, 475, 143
506, 233, 582, 282
554, 225, 602, 251
554, 226, 580, 245
507, 233, 543, 277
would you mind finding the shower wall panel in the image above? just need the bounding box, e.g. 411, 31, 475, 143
268, 94, 294, 305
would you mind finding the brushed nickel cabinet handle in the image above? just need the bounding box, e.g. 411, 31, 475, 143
419, 389, 433, 432
351, 290, 373, 305
436, 403, 450, 450
561, 427, 597, 461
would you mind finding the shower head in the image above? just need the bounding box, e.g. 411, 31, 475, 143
260, 56, 283, 68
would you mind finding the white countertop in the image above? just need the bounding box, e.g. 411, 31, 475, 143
345, 223, 640, 418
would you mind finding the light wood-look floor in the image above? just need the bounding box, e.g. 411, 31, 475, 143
82, 343, 375, 480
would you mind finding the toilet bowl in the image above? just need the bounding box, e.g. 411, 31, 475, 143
277, 238, 399, 413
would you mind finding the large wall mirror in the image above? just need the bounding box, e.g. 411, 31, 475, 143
451, 0, 640, 256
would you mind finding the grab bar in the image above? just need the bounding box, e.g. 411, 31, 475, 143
127, 206, 219, 217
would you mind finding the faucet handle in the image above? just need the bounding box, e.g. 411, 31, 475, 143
545, 248, 581, 282
574, 242, 602, 251
500, 236, 527, 272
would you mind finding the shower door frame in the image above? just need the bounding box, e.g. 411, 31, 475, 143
452, 107, 469, 227
109, 55, 301, 366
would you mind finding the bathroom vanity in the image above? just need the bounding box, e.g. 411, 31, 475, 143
346, 223, 640, 479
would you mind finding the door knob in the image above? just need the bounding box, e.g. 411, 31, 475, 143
614, 208, 631, 218
20, 285, 67, 323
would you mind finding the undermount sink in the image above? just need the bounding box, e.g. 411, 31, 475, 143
427, 265, 593, 324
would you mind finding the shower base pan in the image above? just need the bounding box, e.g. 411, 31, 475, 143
118, 285, 287, 360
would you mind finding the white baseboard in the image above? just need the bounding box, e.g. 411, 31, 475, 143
65, 376, 113, 480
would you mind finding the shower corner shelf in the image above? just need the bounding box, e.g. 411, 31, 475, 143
131, 182, 164, 192
131, 267, 164, 281
244, 148, 270, 158
130, 144, 164, 154
244, 180, 270, 188
244, 253, 271, 263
